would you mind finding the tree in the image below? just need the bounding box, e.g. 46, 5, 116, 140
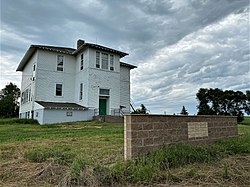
0, 83, 20, 118
180, 106, 188, 115
131, 104, 148, 114
196, 88, 249, 123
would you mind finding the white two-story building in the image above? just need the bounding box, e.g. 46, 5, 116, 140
17, 39, 136, 124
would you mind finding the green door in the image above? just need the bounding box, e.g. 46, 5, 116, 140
99, 99, 107, 115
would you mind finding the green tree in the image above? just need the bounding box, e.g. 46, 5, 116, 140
0, 83, 20, 118
131, 104, 148, 114
180, 106, 188, 115
196, 88, 249, 123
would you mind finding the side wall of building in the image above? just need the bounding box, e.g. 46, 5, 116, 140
19, 51, 38, 117
87, 48, 121, 113
41, 109, 94, 124
120, 66, 131, 114
35, 50, 76, 103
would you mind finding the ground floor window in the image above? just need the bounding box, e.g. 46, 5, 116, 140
66, 111, 73, 116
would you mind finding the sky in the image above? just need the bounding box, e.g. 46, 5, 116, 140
0, 0, 249, 115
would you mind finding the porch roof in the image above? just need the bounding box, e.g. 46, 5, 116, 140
35, 101, 86, 110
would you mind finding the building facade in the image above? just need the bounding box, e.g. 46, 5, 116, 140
17, 39, 136, 124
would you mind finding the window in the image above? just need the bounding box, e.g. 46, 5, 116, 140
33, 64, 36, 71
100, 88, 110, 96
80, 53, 84, 70
101, 53, 108, 69
36, 112, 39, 117
110, 55, 114, 71
66, 112, 73, 116
57, 55, 64, 71
79, 83, 83, 100
55, 84, 63, 96
96, 52, 100, 68
21, 89, 30, 104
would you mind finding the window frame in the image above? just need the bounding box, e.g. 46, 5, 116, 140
101, 52, 109, 70
110, 54, 114, 71
55, 83, 63, 97
80, 53, 84, 70
100, 88, 110, 96
96, 52, 100, 68
79, 83, 83, 100
56, 55, 64, 72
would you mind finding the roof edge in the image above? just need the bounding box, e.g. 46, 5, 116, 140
120, 62, 137, 69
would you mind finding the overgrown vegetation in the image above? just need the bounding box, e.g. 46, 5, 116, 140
0, 119, 249, 186
0, 118, 39, 125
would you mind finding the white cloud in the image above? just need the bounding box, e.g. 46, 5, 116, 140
131, 6, 250, 114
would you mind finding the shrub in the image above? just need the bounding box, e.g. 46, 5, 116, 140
0, 118, 39, 125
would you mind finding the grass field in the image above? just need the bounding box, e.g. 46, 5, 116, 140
0, 118, 249, 186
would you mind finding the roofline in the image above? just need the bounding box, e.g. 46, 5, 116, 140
16, 46, 36, 71
120, 62, 137, 69
17, 41, 129, 71
73, 42, 128, 57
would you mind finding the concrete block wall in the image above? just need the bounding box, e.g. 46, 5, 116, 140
124, 115, 238, 160
93, 115, 123, 123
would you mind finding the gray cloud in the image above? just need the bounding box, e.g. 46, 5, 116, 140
0, 0, 249, 114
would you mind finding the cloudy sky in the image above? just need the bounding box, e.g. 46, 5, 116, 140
0, 0, 249, 114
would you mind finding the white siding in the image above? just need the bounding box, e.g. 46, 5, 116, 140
19, 44, 133, 123
33, 109, 44, 124
41, 109, 94, 124
19, 51, 38, 115
35, 50, 76, 102
75, 49, 90, 106
120, 66, 131, 113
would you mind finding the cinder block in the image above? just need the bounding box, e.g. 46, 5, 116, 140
137, 130, 149, 138
143, 123, 153, 130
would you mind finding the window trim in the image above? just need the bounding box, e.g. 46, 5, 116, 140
55, 83, 63, 97
80, 53, 84, 70
101, 52, 109, 70
110, 54, 114, 71
96, 51, 100, 68
56, 55, 64, 72
99, 88, 110, 96
79, 83, 83, 100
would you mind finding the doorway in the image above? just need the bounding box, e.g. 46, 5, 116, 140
99, 98, 107, 115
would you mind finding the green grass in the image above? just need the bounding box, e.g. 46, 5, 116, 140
0, 119, 250, 186
0, 120, 124, 165
240, 116, 250, 126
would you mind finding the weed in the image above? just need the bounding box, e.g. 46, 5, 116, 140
223, 163, 229, 179
186, 168, 197, 178
70, 156, 93, 184
24, 148, 75, 164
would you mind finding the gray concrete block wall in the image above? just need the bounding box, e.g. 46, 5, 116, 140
124, 115, 238, 160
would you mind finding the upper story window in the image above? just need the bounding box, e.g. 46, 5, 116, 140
55, 83, 63, 96
96, 52, 100, 68
101, 53, 108, 70
33, 64, 36, 71
79, 83, 83, 100
57, 55, 64, 71
80, 53, 84, 70
110, 55, 114, 71
96, 51, 115, 71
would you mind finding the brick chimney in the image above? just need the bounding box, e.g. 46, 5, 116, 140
77, 39, 85, 48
